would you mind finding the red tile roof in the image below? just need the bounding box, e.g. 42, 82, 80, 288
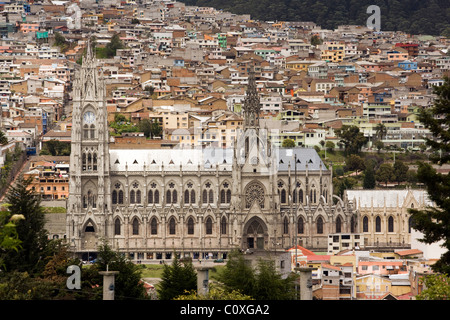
287, 245, 315, 256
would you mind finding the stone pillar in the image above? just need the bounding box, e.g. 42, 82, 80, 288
296, 267, 314, 300
196, 265, 211, 296
99, 269, 120, 300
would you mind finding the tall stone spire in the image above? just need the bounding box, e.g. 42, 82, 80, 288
243, 66, 260, 129
79, 38, 100, 101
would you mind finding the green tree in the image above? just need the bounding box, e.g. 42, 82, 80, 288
217, 249, 255, 297
363, 165, 376, 189
0, 131, 8, 145
310, 34, 322, 46
325, 141, 335, 153
54, 32, 67, 47
157, 253, 197, 300
393, 160, 409, 185
105, 33, 125, 58
375, 163, 394, 186
151, 119, 162, 138
335, 125, 367, 155
253, 259, 297, 300
409, 76, 450, 275
282, 138, 296, 148
333, 176, 357, 198
94, 241, 148, 300
416, 274, 450, 300
344, 154, 365, 174
174, 283, 253, 300
1, 176, 50, 274
0, 206, 23, 271
41, 139, 71, 156
375, 140, 384, 153
138, 118, 153, 138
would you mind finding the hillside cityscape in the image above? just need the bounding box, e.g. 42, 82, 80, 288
0, 0, 449, 302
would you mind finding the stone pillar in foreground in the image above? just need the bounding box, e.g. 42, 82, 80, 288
99, 269, 120, 300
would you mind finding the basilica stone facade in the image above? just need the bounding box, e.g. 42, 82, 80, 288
66, 43, 356, 262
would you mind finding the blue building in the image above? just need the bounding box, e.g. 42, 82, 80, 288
398, 60, 417, 71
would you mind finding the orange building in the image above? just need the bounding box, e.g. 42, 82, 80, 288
24, 156, 70, 200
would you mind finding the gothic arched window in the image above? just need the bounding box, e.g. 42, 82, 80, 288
154, 190, 159, 204
118, 190, 124, 204
317, 217, 324, 234
172, 190, 177, 203
93, 153, 97, 171
298, 217, 304, 234
184, 190, 190, 204
388, 216, 394, 233
205, 217, 213, 235
190, 190, 195, 204
363, 216, 369, 232
169, 217, 176, 235
136, 190, 141, 204
299, 189, 303, 204
221, 216, 227, 235
375, 216, 381, 233
148, 190, 153, 204
112, 190, 118, 204
130, 190, 136, 204
114, 218, 121, 235
83, 124, 89, 139
202, 189, 208, 204
220, 189, 226, 204
166, 190, 171, 204
226, 189, 231, 203
150, 217, 158, 235
187, 217, 194, 235
209, 190, 214, 204
336, 216, 342, 233
281, 189, 287, 204
132, 218, 139, 235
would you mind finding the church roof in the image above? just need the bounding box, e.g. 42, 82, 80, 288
276, 148, 327, 171
109, 147, 327, 172
345, 189, 432, 208
110, 148, 234, 172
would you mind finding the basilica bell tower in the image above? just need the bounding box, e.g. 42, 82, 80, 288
67, 40, 111, 258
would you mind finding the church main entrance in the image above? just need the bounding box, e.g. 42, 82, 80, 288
244, 217, 267, 250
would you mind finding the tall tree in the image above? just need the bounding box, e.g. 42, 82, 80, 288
253, 259, 297, 300
1, 176, 50, 274
217, 249, 256, 297
157, 253, 197, 300
363, 165, 376, 189
375, 123, 387, 141
409, 76, 450, 275
393, 160, 409, 185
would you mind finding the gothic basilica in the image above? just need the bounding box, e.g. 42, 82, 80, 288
66, 43, 356, 262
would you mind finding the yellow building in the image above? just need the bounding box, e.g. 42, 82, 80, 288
286, 60, 320, 72
355, 274, 392, 300
321, 41, 345, 62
